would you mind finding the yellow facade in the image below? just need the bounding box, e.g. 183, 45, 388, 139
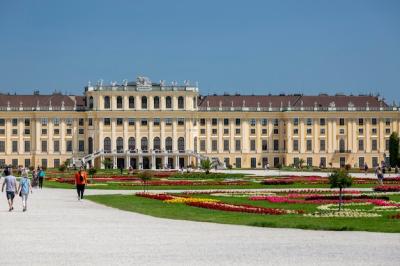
0, 77, 398, 169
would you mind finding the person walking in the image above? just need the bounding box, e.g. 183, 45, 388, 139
376, 167, 384, 185
17, 170, 32, 212
1, 168, 18, 211
75, 166, 88, 200
38, 167, 45, 189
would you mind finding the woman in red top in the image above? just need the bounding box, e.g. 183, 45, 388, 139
75, 166, 88, 200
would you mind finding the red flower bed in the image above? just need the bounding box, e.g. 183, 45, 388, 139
262, 179, 295, 185
120, 180, 250, 186
136, 193, 175, 200
374, 185, 400, 192
186, 201, 303, 215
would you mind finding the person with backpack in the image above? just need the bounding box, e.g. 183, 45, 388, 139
38, 167, 45, 189
1, 167, 18, 212
75, 166, 88, 200
17, 170, 33, 212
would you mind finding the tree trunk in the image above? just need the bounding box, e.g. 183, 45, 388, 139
339, 187, 343, 211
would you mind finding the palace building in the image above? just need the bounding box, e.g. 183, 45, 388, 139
0, 76, 399, 170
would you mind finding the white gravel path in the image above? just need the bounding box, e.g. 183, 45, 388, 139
0, 188, 399, 266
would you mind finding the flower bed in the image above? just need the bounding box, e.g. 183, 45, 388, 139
389, 213, 400, 219
374, 185, 400, 192
136, 193, 175, 201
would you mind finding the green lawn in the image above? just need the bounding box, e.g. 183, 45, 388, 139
86, 193, 400, 233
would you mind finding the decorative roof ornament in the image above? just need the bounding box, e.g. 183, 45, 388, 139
36, 100, 40, 108
160, 80, 165, 86
242, 100, 246, 107
329, 101, 335, 108
348, 101, 354, 108
219, 100, 222, 108
184, 80, 190, 86
269, 102, 272, 108
288, 100, 291, 107
61, 101, 65, 110
7, 101, 10, 108
19, 101, 23, 107
366, 101, 369, 108
257, 102, 260, 108
136, 76, 152, 86
49, 100, 52, 107
123, 79, 128, 86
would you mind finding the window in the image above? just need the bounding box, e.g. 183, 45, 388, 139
141, 96, 147, 109
42, 129, 47, 135
339, 139, 346, 151
178, 137, 185, 152
235, 118, 241, 126
79, 118, 84, 126
88, 118, 93, 126
153, 137, 161, 150
261, 118, 268, 126
54, 159, 60, 168
0, 141, 5, 152
41, 141, 47, 152
250, 128, 256, 135
65, 118, 73, 126
235, 158, 241, 168
53, 118, 60, 126
193, 97, 197, 108
79, 129, 84, 134
306, 128, 312, 135
320, 139, 326, 151
117, 96, 123, 109
153, 96, 160, 109
293, 128, 298, 135
194, 137, 197, 152
339, 118, 345, 126
371, 128, 377, 135
0, 159, 5, 166
165, 118, 172, 126
166, 96, 172, 108
358, 139, 364, 151
12, 141, 18, 153
250, 119, 256, 126
0, 119, 4, 126
212, 129, 217, 135
54, 140, 60, 152
273, 119, 279, 126
223, 140, 229, 151
12, 118, 18, 126
293, 118, 299, 126
273, 140, 279, 151
128, 118, 135, 126
358, 118, 364, 126
104, 96, 110, 109
339, 128, 345, 135
386, 128, 391, 135
262, 128, 267, 134
66, 129, 72, 135
307, 157, 313, 167
371, 118, 377, 125
178, 96, 184, 109
41, 159, 47, 168
41, 118, 48, 126
129, 96, 135, 108
306, 140, 312, 151
117, 118, 123, 126
24, 119, 30, 126
177, 118, 185, 126
200, 119, 206, 126
262, 140, 268, 151
250, 139, 256, 151
24, 141, 30, 152
12, 129, 18, 135
12, 159, 18, 167
200, 140, 206, 152
89, 96, 94, 109
24, 159, 31, 168
141, 119, 148, 126
320, 128, 325, 135
104, 138, 111, 153
165, 137, 173, 151
273, 128, 279, 134
372, 139, 378, 151
116, 137, 123, 153
358, 128, 364, 134
359, 157, 365, 168
200, 129, 206, 134
320, 157, 326, 168
223, 128, 229, 135
224, 119, 229, 126
104, 118, 111, 126
306, 118, 312, 126
235, 128, 241, 134
24, 129, 30, 135
385, 118, 391, 126
79, 140, 85, 152
235, 140, 241, 151
128, 137, 136, 150
293, 140, 299, 151
251, 158, 257, 168
153, 118, 160, 126
320, 118, 326, 126
212, 118, 218, 126
212, 140, 218, 151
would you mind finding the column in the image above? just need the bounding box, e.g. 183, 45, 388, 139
98, 119, 104, 151
172, 119, 177, 152
287, 119, 292, 153
123, 118, 128, 153
242, 119, 249, 153
151, 155, 156, 170
113, 155, 117, 169
206, 118, 211, 153
160, 119, 165, 152
300, 119, 305, 153
100, 155, 105, 169
327, 119, 333, 153
111, 118, 116, 152
218, 118, 223, 153
61, 118, 66, 153
18, 119, 24, 154
48, 118, 54, 154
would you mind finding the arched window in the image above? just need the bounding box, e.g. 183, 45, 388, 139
165, 137, 173, 152
117, 96, 123, 109
166, 96, 172, 109
88, 137, 93, 154
89, 96, 94, 109
129, 96, 135, 109
193, 97, 197, 108
153, 137, 160, 151
153, 96, 160, 109
104, 137, 111, 153
116, 137, 124, 153
141, 96, 147, 109
178, 96, 184, 109
194, 137, 197, 153
141, 137, 148, 152
128, 137, 136, 151
104, 96, 110, 109
178, 137, 185, 152
339, 139, 345, 152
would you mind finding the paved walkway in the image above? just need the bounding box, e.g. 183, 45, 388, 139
0, 188, 399, 266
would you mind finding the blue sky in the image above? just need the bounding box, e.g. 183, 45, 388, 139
0, 0, 399, 102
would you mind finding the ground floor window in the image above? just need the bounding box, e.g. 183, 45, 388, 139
274, 157, 280, 167
54, 159, 60, 168
235, 157, 241, 168
320, 157, 326, 168
340, 157, 346, 168
372, 157, 378, 167
293, 157, 299, 167
12, 159, 18, 167
358, 157, 365, 168
224, 157, 230, 167
307, 157, 312, 167
24, 159, 30, 168
251, 157, 256, 168
41, 159, 48, 168
0, 159, 5, 167
262, 157, 268, 167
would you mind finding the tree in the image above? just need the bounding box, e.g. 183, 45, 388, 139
102, 159, 113, 169
88, 167, 97, 183
389, 132, 400, 167
137, 171, 152, 192
200, 158, 213, 174
328, 169, 353, 211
